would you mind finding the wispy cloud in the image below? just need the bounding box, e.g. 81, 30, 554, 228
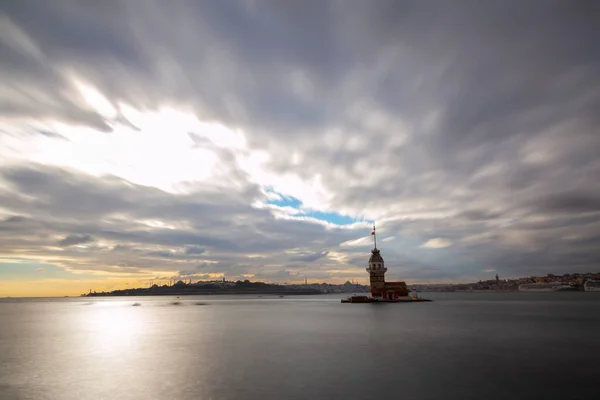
420, 238, 452, 249
58, 234, 94, 247
339, 237, 372, 248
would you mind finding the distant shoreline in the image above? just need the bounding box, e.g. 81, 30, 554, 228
80, 279, 370, 297
83, 289, 324, 297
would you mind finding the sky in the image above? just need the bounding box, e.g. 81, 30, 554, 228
1, 1, 599, 296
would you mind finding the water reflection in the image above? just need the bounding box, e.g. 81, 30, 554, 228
83, 302, 145, 355
2, 294, 599, 400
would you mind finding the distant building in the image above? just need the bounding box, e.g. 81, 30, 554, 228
366, 225, 409, 300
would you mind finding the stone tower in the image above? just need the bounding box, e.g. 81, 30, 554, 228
366, 224, 387, 297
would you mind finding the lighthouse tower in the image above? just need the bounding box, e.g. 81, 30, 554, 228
366, 224, 386, 298
365, 223, 409, 300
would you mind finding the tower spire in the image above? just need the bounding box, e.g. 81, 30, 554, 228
372, 222, 377, 250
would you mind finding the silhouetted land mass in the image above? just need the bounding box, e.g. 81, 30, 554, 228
82, 272, 600, 297
81, 279, 361, 297
413, 272, 600, 292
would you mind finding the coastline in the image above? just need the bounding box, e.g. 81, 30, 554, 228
83, 289, 324, 297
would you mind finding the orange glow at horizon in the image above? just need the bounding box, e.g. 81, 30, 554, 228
0, 277, 140, 298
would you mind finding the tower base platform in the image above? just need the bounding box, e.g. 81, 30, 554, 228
341, 295, 432, 303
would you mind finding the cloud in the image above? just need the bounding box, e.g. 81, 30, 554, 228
184, 245, 205, 255
339, 237, 372, 248
58, 234, 94, 247
145, 250, 175, 258
420, 238, 452, 249
289, 251, 329, 262
0, 1, 599, 290
36, 267, 45, 272
0, 164, 365, 280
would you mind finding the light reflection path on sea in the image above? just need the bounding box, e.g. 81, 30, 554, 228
67, 299, 221, 400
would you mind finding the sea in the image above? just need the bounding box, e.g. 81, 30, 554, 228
1, 292, 599, 400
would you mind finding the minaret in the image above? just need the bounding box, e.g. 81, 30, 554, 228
366, 223, 386, 298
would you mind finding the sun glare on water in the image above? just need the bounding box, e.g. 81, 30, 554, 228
83, 302, 145, 354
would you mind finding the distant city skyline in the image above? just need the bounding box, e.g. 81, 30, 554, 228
1, 1, 599, 297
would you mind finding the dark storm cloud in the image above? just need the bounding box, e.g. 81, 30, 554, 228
1, 1, 599, 280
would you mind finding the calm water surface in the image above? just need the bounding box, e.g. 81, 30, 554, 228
1, 292, 599, 400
